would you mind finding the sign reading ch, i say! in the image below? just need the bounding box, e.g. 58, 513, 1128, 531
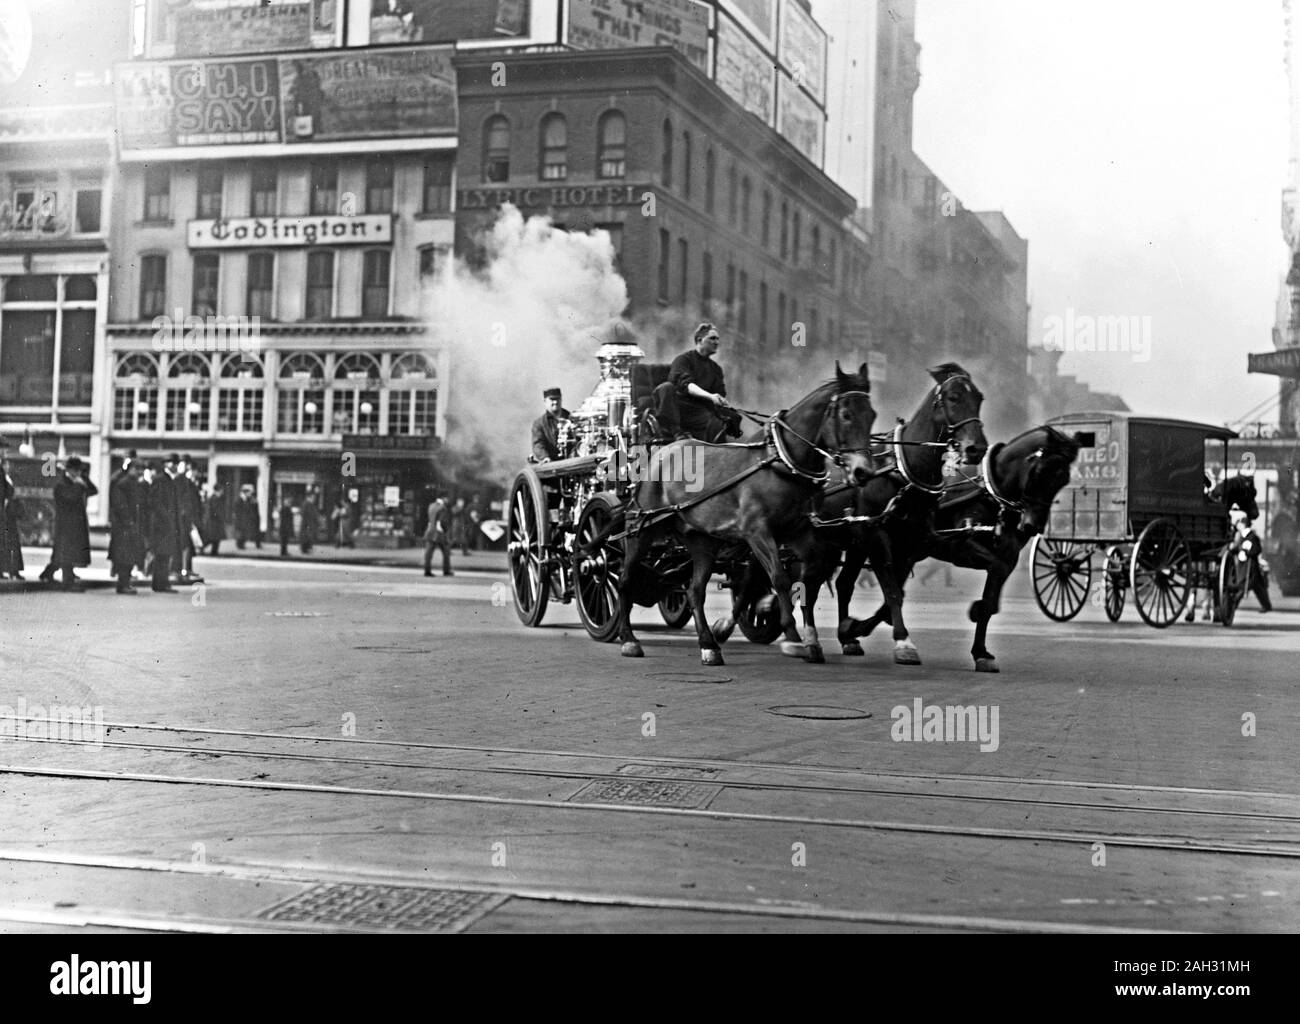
188, 215, 393, 248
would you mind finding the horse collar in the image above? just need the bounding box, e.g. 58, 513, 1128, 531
893, 424, 944, 495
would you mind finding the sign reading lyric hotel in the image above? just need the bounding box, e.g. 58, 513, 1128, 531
189, 215, 393, 248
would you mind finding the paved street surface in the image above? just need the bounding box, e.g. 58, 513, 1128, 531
1, 547, 1297, 934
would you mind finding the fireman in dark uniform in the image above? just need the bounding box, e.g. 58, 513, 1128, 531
530, 387, 571, 463
652, 322, 742, 442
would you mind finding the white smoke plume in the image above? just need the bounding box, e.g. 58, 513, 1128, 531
424, 205, 629, 481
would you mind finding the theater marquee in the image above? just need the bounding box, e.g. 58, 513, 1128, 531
189, 215, 393, 248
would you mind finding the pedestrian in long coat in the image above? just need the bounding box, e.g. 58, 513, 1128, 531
1, 448, 24, 579
233, 486, 261, 549
202, 482, 226, 556
278, 497, 295, 557
109, 460, 147, 594
49, 456, 96, 590
148, 455, 183, 592
299, 487, 321, 554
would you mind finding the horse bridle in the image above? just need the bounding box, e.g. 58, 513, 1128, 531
933, 374, 984, 443
770, 389, 876, 485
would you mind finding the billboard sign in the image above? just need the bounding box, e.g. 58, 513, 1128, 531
776, 71, 824, 167
188, 215, 394, 248
116, 60, 283, 148
567, 0, 711, 75
778, 0, 827, 106
369, 0, 530, 44
715, 12, 774, 125
720, 0, 776, 50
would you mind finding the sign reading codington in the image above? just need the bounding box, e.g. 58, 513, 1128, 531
188, 215, 393, 248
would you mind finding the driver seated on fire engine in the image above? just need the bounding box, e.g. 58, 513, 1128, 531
650, 323, 743, 443
530, 387, 571, 463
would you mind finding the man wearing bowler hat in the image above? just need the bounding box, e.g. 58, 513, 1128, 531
147, 453, 183, 592
44, 456, 97, 591
530, 388, 571, 463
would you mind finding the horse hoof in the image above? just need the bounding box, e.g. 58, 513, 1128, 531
975, 658, 1000, 673
621, 642, 644, 658
805, 645, 825, 664
893, 641, 922, 666
711, 617, 736, 643
700, 649, 725, 667
841, 641, 865, 657
779, 641, 807, 658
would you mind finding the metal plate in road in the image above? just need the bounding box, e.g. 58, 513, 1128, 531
258, 883, 507, 932
766, 706, 873, 720
571, 778, 723, 808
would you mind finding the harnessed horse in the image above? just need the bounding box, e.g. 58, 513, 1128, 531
614, 363, 878, 666
845, 425, 1082, 671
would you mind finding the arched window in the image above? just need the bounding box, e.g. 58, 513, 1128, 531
164, 352, 213, 433
661, 119, 673, 188
539, 113, 567, 181
218, 353, 264, 433
597, 111, 626, 179
389, 353, 439, 436
333, 352, 381, 434
112, 353, 160, 432
277, 352, 326, 435
483, 115, 510, 183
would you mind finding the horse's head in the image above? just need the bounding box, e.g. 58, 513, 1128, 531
928, 362, 988, 464
1218, 475, 1259, 521
822, 361, 878, 487
1005, 426, 1082, 539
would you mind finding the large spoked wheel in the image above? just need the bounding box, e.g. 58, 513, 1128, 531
1030, 536, 1093, 622
657, 587, 693, 629
1130, 518, 1191, 629
1103, 545, 1127, 622
574, 493, 625, 643
737, 588, 785, 644
1216, 546, 1251, 629
507, 469, 550, 627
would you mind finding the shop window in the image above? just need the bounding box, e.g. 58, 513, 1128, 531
143, 165, 170, 221
217, 353, 263, 433
197, 166, 223, 219
164, 352, 213, 432
365, 157, 394, 214
73, 187, 102, 234
250, 164, 278, 217
112, 353, 159, 430
310, 161, 338, 215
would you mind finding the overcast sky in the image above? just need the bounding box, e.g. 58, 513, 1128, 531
909, 0, 1290, 426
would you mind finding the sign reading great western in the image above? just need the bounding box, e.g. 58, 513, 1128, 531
116, 60, 283, 148
567, 0, 711, 75
189, 215, 393, 248
281, 48, 457, 142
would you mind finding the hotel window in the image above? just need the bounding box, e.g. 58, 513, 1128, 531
276, 352, 326, 434
778, 292, 787, 345
678, 238, 689, 304
725, 263, 735, 326
422, 153, 454, 212
361, 250, 390, 318
196, 166, 223, 219
483, 115, 511, 183
657, 229, 670, 302
365, 156, 394, 213
792, 210, 802, 265
597, 111, 626, 179
682, 131, 692, 199
702, 251, 712, 312
246, 252, 275, 318
192, 253, 219, 317
811, 225, 821, 273
111, 353, 159, 431
539, 113, 567, 181
310, 161, 338, 215
333, 352, 381, 434
740, 177, 752, 236
661, 119, 673, 188
704, 149, 715, 213
143, 165, 170, 221
217, 354, 263, 433
389, 353, 439, 436
780, 201, 789, 259
738, 271, 749, 334
761, 191, 772, 248
164, 352, 212, 432
139, 254, 167, 319
305, 250, 334, 320
250, 164, 278, 217
759, 282, 769, 346
727, 164, 737, 225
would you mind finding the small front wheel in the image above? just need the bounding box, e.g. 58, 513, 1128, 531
1030, 536, 1092, 622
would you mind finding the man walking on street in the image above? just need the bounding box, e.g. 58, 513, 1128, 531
278, 496, 295, 557
45, 456, 97, 591
299, 486, 321, 555
148, 454, 183, 592
234, 484, 261, 549
109, 458, 147, 594
423, 493, 453, 577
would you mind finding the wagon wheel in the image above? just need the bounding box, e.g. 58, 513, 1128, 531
1130, 518, 1191, 629
657, 588, 693, 629
1103, 545, 1127, 622
574, 493, 625, 643
506, 469, 551, 628
1216, 545, 1252, 628
1030, 536, 1092, 622
737, 588, 785, 644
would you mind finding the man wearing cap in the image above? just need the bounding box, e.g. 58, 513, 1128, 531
44, 456, 97, 591
233, 483, 261, 550
530, 388, 571, 463
109, 458, 147, 594
653, 322, 742, 442
147, 453, 183, 592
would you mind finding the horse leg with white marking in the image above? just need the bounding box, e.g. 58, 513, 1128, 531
683, 533, 724, 666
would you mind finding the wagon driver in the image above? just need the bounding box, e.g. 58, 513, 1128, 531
652, 322, 743, 443
531, 387, 571, 463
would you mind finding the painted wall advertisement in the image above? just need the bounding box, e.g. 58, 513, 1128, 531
369, 0, 529, 44
567, 0, 711, 75
116, 47, 457, 149
159, 0, 338, 56
715, 13, 774, 125
776, 71, 824, 167
778, 0, 826, 106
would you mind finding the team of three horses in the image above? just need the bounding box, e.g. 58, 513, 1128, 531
612, 360, 1086, 672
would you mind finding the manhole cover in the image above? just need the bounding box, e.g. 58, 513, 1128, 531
258, 884, 506, 932
643, 672, 732, 684
614, 763, 721, 781
571, 778, 721, 809
766, 705, 873, 721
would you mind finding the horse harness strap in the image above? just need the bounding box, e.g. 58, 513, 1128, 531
611, 452, 783, 540
892, 424, 945, 496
